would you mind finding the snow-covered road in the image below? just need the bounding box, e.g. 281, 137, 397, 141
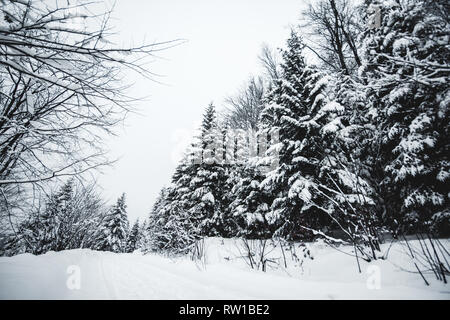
0, 244, 449, 299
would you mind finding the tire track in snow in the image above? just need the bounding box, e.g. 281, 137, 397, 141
102, 255, 253, 299
97, 253, 118, 299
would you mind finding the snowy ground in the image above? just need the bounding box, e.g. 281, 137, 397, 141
0, 238, 449, 299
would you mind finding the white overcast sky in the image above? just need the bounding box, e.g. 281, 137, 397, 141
97, 0, 310, 223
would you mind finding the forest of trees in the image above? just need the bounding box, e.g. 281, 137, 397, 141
0, 0, 448, 265
146, 0, 449, 259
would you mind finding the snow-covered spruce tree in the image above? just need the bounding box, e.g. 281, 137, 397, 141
284, 56, 386, 260
325, 75, 384, 255
187, 104, 228, 236
147, 147, 207, 254
147, 186, 171, 251
259, 30, 334, 240
261, 65, 383, 261
147, 184, 200, 254
137, 219, 150, 250
217, 125, 239, 237
222, 118, 278, 238
221, 128, 252, 238
125, 219, 140, 253
360, 0, 450, 236
228, 158, 273, 238
95, 193, 129, 253
147, 105, 230, 251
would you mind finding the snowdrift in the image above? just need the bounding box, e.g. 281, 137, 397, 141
0, 238, 448, 299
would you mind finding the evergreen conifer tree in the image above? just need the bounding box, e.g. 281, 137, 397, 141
95, 193, 129, 253
126, 219, 140, 253
260, 30, 334, 239
360, 0, 450, 235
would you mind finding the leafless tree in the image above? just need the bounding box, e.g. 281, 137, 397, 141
221, 44, 282, 131
0, 0, 179, 190
258, 44, 281, 88
223, 76, 265, 131
301, 0, 364, 75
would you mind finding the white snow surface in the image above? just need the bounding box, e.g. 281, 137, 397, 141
0, 238, 449, 300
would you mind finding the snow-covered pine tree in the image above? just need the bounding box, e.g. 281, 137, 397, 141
188, 103, 228, 236
95, 193, 129, 253
147, 186, 171, 251
321, 74, 383, 254
148, 147, 205, 253
147, 184, 200, 254
259, 30, 333, 240
137, 219, 150, 250
147, 104, 230, 250
228, 158, 273, 238
360, 0, 450, 236
220, 129, 247, 237
217, 124, 239, 237
125, 219, 140, 253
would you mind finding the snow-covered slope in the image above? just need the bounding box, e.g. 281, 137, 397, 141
0, 239, 448, 299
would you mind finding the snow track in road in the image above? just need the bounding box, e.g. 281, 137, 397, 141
95, 252, 250, 299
